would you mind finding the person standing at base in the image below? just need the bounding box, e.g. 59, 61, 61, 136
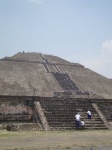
75, 113, 81, 128
87, 110, 91, 119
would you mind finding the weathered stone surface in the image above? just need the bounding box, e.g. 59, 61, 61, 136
0, 50, 112, 131
0, 52, 112, 98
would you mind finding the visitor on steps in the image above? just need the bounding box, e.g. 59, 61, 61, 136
87, 110, 92, 119
75, 113, 81, 128
80, 120, 85, 129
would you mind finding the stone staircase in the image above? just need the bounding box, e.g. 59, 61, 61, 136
40, 98, 108, 130
52, 72, 79, 91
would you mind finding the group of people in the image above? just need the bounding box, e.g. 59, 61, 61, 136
75, 110, 91, 129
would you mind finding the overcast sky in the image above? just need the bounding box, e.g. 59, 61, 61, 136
0, 0, 112, 79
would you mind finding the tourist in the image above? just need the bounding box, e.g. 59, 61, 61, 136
87, 110, 92, 119
80, 120, 85, 129
75, 113, 81, 128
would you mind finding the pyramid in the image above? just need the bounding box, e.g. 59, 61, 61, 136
0, 52, 112, 131
0, 52, 112, 99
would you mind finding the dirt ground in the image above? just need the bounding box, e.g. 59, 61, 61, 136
0, 130, 112, 150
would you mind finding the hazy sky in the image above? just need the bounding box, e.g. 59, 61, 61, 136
0, 0, 112, 78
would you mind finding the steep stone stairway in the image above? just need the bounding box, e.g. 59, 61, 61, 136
40, 98, 108, 130
52, 72, 79, 91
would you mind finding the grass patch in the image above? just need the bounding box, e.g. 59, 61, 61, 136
0, 130, 112, 150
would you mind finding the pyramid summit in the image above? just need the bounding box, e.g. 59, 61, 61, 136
0, 52, 112, 99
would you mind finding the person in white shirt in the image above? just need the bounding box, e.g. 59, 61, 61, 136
75, 113, 81, 128
87, 110, 91, 119
81, 120, 85, 129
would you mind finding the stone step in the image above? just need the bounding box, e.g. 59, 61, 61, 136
47, 120, 104, 124
46, 116, 102, 120
45, 113, 100, 116
50, 126, 108, 130
43, 110, 95, 113
46, 118, 102, 122
45, 115, 101, 119
43, 107, 93, 109
48, 122, 106, 127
